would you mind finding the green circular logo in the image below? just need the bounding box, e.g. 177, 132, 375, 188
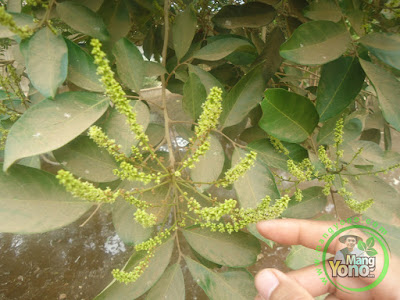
322, 225, 390, 293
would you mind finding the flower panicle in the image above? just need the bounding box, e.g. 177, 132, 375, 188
195, 87, 223, 139
134, 209, 157, 228
181, 87, 223, 170
318, 145, 333, 170
88, 125, 130, 162
218, 151, 257, 187
334, 118, 344, 146
287, 158, 315, 182
56, 170, 119, 203
112, 227, 174, 284
113, 161, 162, 184
189, 194, 290, 234
0, 7, 33, 39
269, 136, 289, 155
90, 39, 149, 149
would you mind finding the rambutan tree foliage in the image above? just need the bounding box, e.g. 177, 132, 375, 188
0, 0, 400, 298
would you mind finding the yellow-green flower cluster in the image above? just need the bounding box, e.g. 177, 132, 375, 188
120, 191, 150, 209
294, 188, 303, 202
338, 185, 373, 213
188, 198, 237, 221
90, 39, 149, 149
345, 198, 374, 213
194, 87, 223, 138
0, 7, 33, 39
182, 87, 223, 169
112, 255, 151, 284
135, 228, 173, 252
318, 145, 333, 170
26, 0, 48, 7
321, 174, 335, 195
114, 161, 161, 184
287, 158, 315, 182
134, 209, 157, 228
182, 139, 210, 169
0, 127, 9, 150
56, 170, 119, 203
88, 126, 128, 162
334, 118, 344, 146
112, 229, 174, 284
269, 136, 289, 155
189, 194, 290, 234
218, 151, 257, 187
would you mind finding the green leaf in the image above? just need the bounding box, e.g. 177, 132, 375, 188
190, 134, 224, 191
259, 89, 319, 143
102, 101, 150, 155
304, 0, 342, 22
98, 0, 130, 42
26, 27, 68, 98
280, 21, 351, 65
56, 1, 109, 41
182, 227, 260, 267
144, 62, 167, 78
188, 65, 224, 93
172, 4, 197, 61
220, 65, 267, 128
316, 56, 365, 121
75, 0, 104, 11
285, 245, 332, 270
182, 72, 207, 121
0, 164, 92, 234
112, 198, 153, 246
212, 2, 276, 29
366, 248, 378, 257
366, 236, 375, 248
248, 139, 308, 171
359, 33, 400, 70
317, 116, 362, 145
94, 238, 174, 300
193, 37, 254, 61
113, 38, 144, 93
146, 123, 165, 147
3, 91, 109, 171
192, 248, 223, 269
145, 264, 185, 300
53, 136, 118, 182
233, 148, 280, 209
65, 39, 103, 92
360, 59, 400, 131
185, 257, 258, 300
0, 13, 35, 39
282, 186, 327, 219
360, 128, 381, 144
251, 27, 285, 82
357, 240, 367, 251
18, 155, 41, 169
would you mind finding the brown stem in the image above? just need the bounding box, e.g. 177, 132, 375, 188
161, 0, 175, 170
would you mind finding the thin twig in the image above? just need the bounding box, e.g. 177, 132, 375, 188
161, 0, 175, 169
80, 204, 102, 227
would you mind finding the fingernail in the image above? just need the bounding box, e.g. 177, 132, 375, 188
255, 270, 279, 300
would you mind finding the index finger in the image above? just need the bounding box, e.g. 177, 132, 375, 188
256, 219, 341, 254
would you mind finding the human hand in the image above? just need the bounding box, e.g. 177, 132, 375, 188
254, 219, 400, 300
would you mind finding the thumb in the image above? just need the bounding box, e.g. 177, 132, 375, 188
255, 269, 314, 300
